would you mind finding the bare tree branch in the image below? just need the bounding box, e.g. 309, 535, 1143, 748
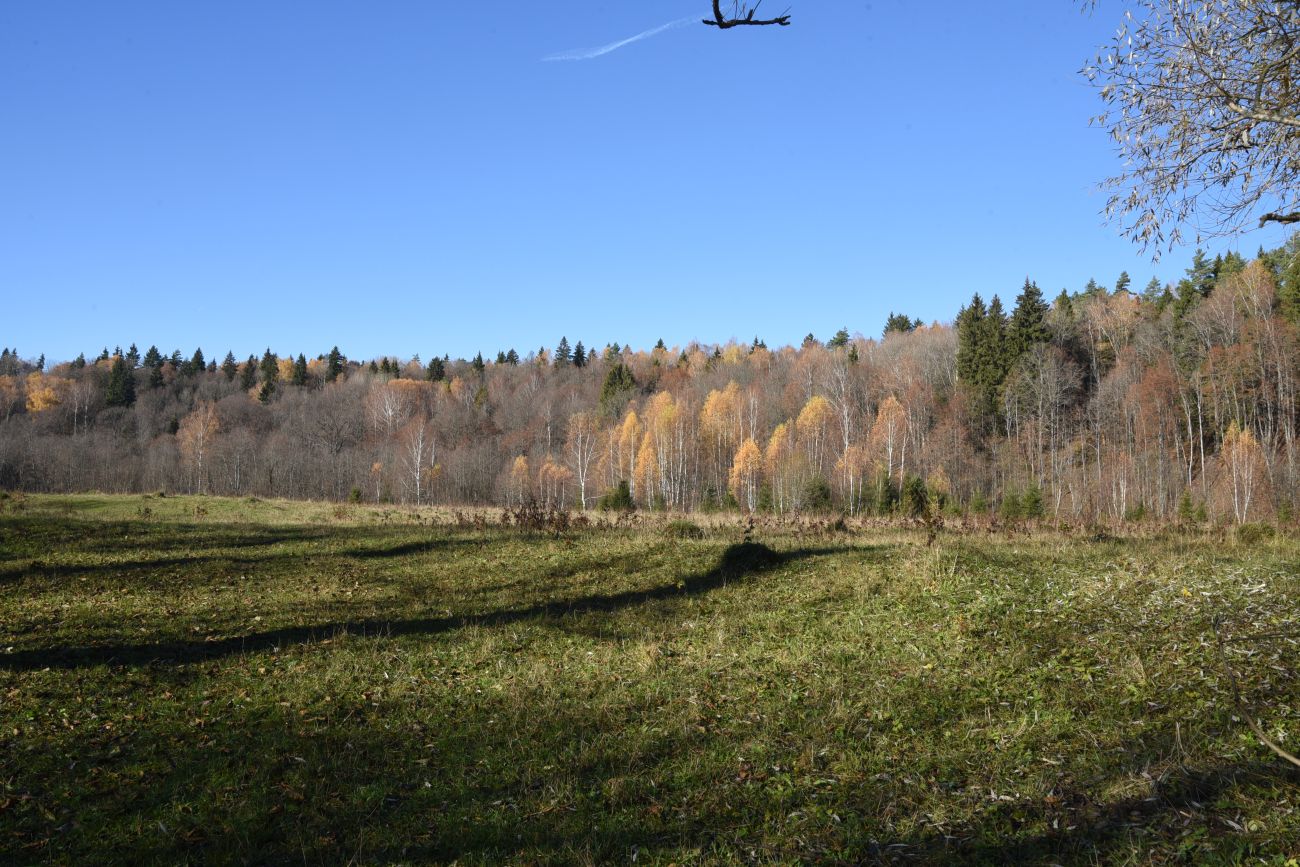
704, 0, 791, 28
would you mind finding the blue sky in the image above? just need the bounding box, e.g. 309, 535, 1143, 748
2, 2, 1291, 364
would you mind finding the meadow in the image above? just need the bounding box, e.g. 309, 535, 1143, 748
1, 493, 1298, 864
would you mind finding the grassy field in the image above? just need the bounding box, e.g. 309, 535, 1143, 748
1, 493, 1298, 865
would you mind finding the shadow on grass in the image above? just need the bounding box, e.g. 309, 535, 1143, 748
0, 519, 482, 583
0, 543, 830, 672
889, 757, 1300, 864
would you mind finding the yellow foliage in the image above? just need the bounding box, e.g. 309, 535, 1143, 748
728, 438, 763, 511
24, 373, 65, 412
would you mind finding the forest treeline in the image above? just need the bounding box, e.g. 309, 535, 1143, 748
5, 240, 1300, 524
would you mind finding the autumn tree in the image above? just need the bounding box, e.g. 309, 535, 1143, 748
566, 411, 600, 510
728, 437, 763, 511
1087, 0, 1300, 249
178, 401, 220, 494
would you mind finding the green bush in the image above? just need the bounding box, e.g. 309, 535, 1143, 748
999, 492, 1023, 521
348, 487, 363, 504
1177, 491, 1196, 524
802, 475, 833, 513
1023, 486, 1045, 519
597, 481, 635, 512
969, 490, 989, 515
1124, 503, 1147, 523
1236, 523, 1275, 545
899, 475, 928, 518
662, 519, 705, 540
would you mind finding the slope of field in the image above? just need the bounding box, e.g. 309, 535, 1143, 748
1, 494, 1298, 864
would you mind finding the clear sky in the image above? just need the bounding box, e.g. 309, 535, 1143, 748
2, 1, 1292, 364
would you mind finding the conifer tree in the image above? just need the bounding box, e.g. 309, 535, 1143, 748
827, 327, 851, 347
325, 346, 344, 383
143, 346, 162, 369
259, 349, 279, 385
573, 341, 586, 368
1115, 271, 1132, 294
505, 349, 519, 365
599, 362, 637, 416
221, 351, 238, 381
126, 344, 140, 367
554, 337, 572, 367
72, 353, 87, 370
883, 313, 917, 336
105, 355, 136, 407
240, 356, 258, 390
425, 357, 446, 382
495, 351, 507, 365
1008, 279, 1050, 356
291, 353, 308, 386
36, 353, 44, 372
472, 352, 486, 374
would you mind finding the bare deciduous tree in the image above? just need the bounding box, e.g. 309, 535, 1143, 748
704, 0, 790, 28
1087, 1, 1300, 252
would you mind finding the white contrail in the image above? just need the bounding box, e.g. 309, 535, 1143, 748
543, 16, 695, 61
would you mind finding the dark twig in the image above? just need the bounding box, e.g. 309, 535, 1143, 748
1213, 616, 1300, 770
704, 0, 791, 28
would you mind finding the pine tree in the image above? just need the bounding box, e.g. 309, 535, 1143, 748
105, 355, 136, 407
471, 352, 486, 374
827, 327, 851, 347
425, 357, 446, 382
573, 341, 586, 368
36, 354, 44, 372
599, 363, 637, 416
883, 313, 917, 336
240, 356, 258, 390
955, 293, 987, 385
72, 353, 87, 370
126, 344, 140, 367
221, 351, 238, 381
325, 346, 344, 383
1115, 271, 1132, 294
369, 360, 380, 374
505, 349, 519, 366
495, 351, 507, 365
554, 337, 572, 367
149, 362, 166, 389
187, 347, 205, 377
291, 353, 308, 386
1008, 278, 1050, 356
801, 333, 818, 347
259, 349, 279, 385
168, 350, 182, 370
99, 347, 110, 362
143, 345, 162, 369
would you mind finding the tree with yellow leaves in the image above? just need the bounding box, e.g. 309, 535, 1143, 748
508, 455, 531, 506
537, 456, 574, 510
178, 401, 220, 495
700, 381, 743, 500
24, 372, 65, 414
795, 395, 833, 479
835, 443, 872, 515
728, 438, 763, 512
1223, 421, 1267, 524
869, 394, 908, 484
764, 421, 800, 513
566, 412, 600, 510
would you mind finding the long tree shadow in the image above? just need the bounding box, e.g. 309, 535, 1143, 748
0, 542, 842, 672
874, 740, 1300, 863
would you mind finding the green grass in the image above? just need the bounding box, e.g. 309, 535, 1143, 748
2, 494, 1298, 864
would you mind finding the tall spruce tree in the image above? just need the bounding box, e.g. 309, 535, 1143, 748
325, 346, 344, 383
105, 355, 136, 407
1008, 279, 1050, 356
291, 353, 308, 386
221, 351, 238, 380
573, 341, 586, 368
259, 349, 279, 385
240, 356, 258, 390
554, 337, 572, 367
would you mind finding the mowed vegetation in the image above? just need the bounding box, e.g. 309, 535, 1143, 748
1, 495, 1298, 864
